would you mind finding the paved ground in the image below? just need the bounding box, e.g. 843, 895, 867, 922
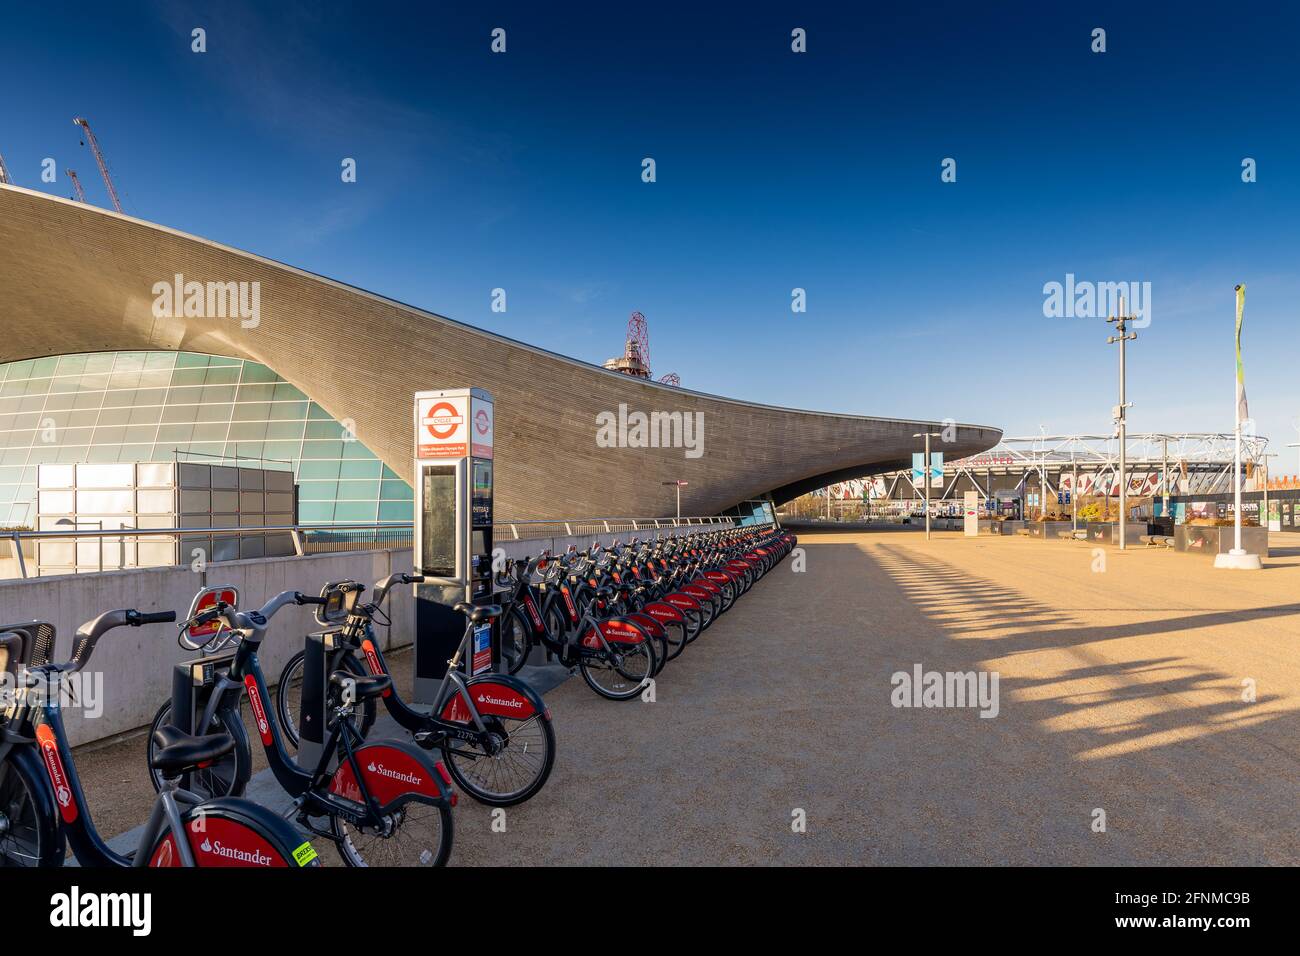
81, 528, 1299, 865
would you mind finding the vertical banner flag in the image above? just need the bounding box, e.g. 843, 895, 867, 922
1235, 284, 1249, 423
913, 453, 943, 488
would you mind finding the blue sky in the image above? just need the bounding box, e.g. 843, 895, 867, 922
4, 2, 1300, 465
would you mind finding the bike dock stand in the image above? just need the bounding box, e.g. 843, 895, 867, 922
297, 629, 339, 770
169, 649, 236, 789
412, 387, 500, 704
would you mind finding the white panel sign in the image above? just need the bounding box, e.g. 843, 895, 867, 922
416, 395, 468, 459
470, 394, 493, 460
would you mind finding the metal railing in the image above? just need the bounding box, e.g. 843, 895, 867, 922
493, 515, 738, 541
2, 516, 747, 578
2, 523, 413, 579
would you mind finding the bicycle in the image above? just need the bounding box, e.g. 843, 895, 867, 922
515, 552, 658, 700
276, 574, 556, 807
148, 590, 458, 867
0, 608, 319, 868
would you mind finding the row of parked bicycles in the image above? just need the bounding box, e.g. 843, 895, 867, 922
0, 525, 795, 868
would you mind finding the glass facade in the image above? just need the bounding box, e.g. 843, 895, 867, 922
0, 351, 413, 528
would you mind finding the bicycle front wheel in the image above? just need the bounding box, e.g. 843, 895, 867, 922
442, 712, 556, 807
580, 641, 655, 701
278, 651, 376, 748
0, 755, 62, 867
330, 800, 453, 867
500, 606, 532, 675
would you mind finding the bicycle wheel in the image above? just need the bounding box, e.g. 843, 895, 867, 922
543, 602, 569, 648
659, 619, 689, 661
278, 651, 376, 748
0, 756, 61, 866
442, 712, 556, 807
500, 606, 532, 675
146, 701, 250, 800
682, 607, 703, 644
330, 800, 453, 867
580, 641, 655, 701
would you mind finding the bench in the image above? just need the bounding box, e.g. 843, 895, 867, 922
1015, 528, 1031, 536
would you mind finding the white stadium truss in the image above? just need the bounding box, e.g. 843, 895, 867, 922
820, 432, 1271, 501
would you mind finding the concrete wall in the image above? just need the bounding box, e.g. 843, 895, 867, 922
0, 548, 413, 746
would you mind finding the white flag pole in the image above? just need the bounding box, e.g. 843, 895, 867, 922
1233, 389, 1242, 554
1217, 283, 1260, 569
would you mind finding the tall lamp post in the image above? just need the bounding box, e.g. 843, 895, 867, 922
1106, 300, 1137, 550
913, 431, 942, 540
662, 480, 687, 521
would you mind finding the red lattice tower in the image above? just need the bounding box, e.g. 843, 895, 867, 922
658, 372, 680, 386
626, 311, 650, 373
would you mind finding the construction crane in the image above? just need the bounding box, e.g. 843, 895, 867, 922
602, 310, 681, 386
72, 117, 123, 212
66, 169, 87, 202
0, 150, 11, 185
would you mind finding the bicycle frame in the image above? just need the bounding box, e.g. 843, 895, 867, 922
4, 668, 255, 867
337, 592, 548, 749
193, 594, 455, 836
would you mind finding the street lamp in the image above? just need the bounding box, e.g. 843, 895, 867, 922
661, 480, 687, 521
1106, 299, 1137, 550
913, 431, 942, 540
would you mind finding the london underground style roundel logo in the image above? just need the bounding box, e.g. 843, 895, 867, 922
424, 401, 464, 440
474, 407, 490, 436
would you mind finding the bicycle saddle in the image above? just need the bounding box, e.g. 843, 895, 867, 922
453, 602, 502, 624
150, 725, 236, 778
330, 670, 392, 701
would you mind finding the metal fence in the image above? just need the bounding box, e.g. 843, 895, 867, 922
2, 516, 744, 578
494, 515, 738, 541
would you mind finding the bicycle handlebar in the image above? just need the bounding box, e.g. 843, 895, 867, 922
66, 608, 178, 672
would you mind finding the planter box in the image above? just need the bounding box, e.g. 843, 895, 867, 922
1175, 525, 1270, 558
1025, 521, 1076, 539
1082, 522, 1147, 545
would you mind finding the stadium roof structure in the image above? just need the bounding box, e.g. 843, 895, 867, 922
0, 184, 1001, 519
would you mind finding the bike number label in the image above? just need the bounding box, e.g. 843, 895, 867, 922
471, 623, 492, 676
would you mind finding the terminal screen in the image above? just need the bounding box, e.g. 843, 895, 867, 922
420, 464, 456, 577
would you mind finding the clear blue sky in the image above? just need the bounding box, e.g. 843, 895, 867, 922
4, 2, 1300, 465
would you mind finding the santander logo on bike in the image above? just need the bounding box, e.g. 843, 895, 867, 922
36, 726, 76, 822
243, 674, 271, 742
367, 761, 423, 786
198, 836, 274, 866
476, 691, 524, 710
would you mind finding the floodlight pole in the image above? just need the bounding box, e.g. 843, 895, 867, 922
1107, 300, 1137, 550
913, 431, 942, 540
